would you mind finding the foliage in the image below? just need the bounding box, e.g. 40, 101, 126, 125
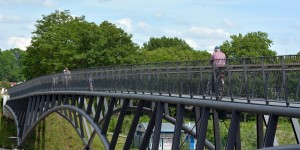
221, 31, 276, 58
0, 81, 11, 89
22, 114, 84, 150
0, 95, 17, 148
86, 21, 140, 67
140, 47, 210, 63
143, 36, 193, 51
23, 10, 139, 79
0, 48, 25, 82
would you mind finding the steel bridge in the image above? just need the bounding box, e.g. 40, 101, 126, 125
4, 55, 300, 150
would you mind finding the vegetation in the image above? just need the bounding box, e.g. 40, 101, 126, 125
0, 48, 25, 82
142, 36, 193, 51
221, 31, 276, 58
0, 95, 17, 148
23, 10, 140, 79
140, 47, 210, 63
23, 114, 84, 150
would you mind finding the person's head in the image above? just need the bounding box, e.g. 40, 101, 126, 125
214, 46, 221, 52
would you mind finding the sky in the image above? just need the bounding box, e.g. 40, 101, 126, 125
0, 0, 299, 55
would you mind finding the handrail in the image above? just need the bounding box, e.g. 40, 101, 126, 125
8, 55, 300, 105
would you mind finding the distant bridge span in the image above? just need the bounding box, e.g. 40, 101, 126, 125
4, 55, 300, 149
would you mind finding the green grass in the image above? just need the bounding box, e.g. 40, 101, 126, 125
23, 113, 84, 150
0, 95, 17, 148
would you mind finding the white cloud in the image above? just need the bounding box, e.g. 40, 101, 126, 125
0, 0, 56, 8
137, 21, 152, 30
221, 19, 239, 28
295, 22, 300, 31
185, 39, 198, 49
155, 12, 163, 19
0, 14, 21, 23
42, 0, 55, 8
142, 26, 230, 50
97, 0, 111, 2
7, 37, 31, 50
116, 18, 133, 32
187, 27, 230, 39
164, 30, 183, 37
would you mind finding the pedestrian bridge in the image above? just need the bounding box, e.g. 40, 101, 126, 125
4, 55, 300, 149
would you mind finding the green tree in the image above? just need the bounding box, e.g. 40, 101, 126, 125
143, 36, 193, 51
23, 10, 139, 79
86, 21, 140, 67
221, 31, 276, 58
0, 48, 25, 82
141, 47, 210, 63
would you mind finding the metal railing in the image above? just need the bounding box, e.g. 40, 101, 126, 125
8, 55, 300, 105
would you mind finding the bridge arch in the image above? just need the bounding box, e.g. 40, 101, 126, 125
5, 104, 110, 149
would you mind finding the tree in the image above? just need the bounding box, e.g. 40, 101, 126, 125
0, 48, 25, 82
86, 21, 140, 67
23, 10, 139, 79
141, 47, 210, 63
142, 36, 193, 51
221, 31, 276, 58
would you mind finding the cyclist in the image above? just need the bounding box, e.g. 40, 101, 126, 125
210, 46, 226, 96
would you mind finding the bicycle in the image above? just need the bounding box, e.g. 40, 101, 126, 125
207, 70, 225, 100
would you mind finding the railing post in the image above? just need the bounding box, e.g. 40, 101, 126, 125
147, 63, 152, 95
131, 65, 136, 94
156, 63, 161, 95
199, 61, 205, 99
280, 56, 289, 106
243, 58, 250, 103
187, 61, 193, 98
261, 57, 269, 103
176, 62, 182, 97
166, 62, 171, 96
227, 59, 233, 102
212, 64, 218, 100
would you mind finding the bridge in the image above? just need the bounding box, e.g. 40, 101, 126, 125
3, 55, 300, 149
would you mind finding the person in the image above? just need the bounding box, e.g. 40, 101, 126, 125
210, 46, 226, 96
210, 46, 226, 67
63, 67, 71, 87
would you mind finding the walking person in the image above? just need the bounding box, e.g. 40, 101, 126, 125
63, 67, 71, 88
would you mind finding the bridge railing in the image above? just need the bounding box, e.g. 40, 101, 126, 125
8, 55, 300, 105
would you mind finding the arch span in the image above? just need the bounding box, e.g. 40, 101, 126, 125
15, 105, 110, 149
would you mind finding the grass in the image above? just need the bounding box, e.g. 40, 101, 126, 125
23, 113, 84, 150
0, 95, 17, 148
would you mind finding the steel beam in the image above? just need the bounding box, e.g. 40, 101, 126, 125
123, 100, 145, 150
226, 111, 241, 150
101, 97, 116, 135
109, 98, 130, 150
196, 107, 210, 150
140, 103, 157, 150
171, 104, 184, 149
263, 114, 279, 147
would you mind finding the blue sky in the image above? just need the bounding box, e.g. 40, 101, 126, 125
0, 0, 299, 55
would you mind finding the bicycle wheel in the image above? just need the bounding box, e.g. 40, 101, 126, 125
206, 75, 213, 96
217, 78, 224, 99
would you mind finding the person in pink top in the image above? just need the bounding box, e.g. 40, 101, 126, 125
210, 46, 226, 97
210, 46, 226, 67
